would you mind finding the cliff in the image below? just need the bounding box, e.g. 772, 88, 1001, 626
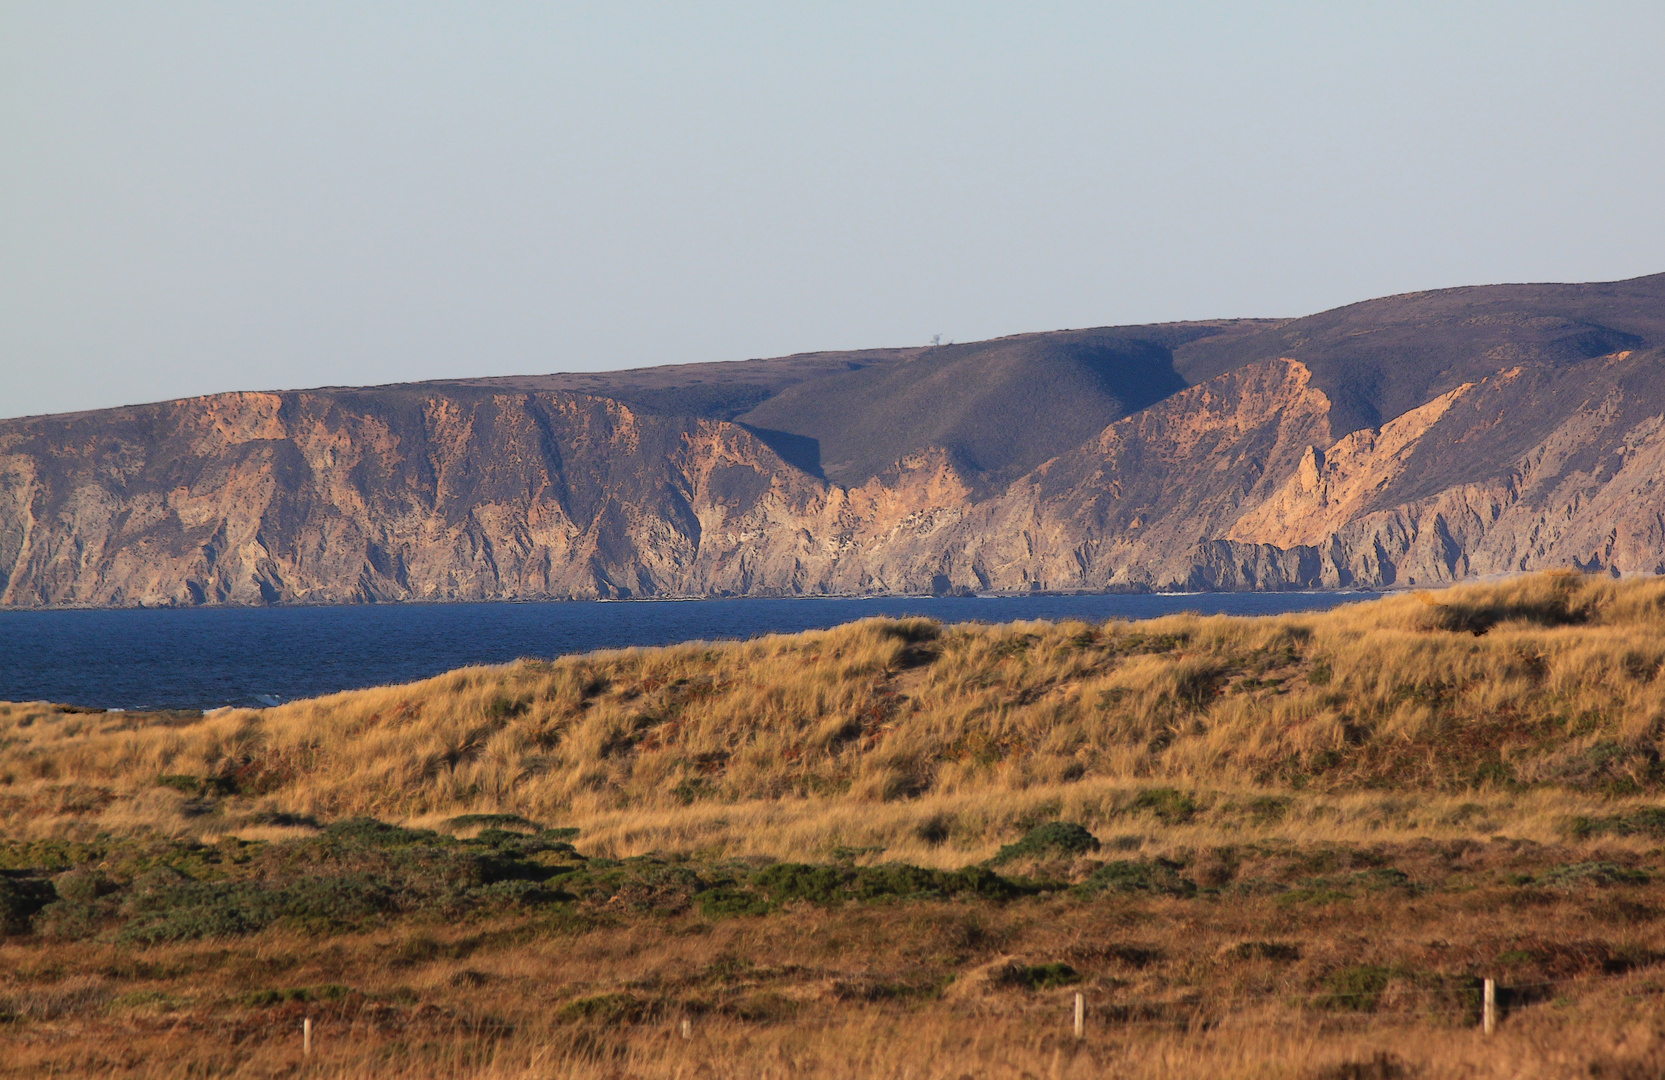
4, 275, 1665, 605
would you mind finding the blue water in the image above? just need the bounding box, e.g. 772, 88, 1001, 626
0, 593, 1368, 711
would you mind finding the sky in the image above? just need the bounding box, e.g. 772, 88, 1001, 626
4, 3, 1665, 419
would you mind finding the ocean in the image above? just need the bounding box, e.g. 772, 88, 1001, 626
0, 592, 1368, 711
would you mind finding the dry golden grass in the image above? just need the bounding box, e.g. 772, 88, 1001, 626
4, 570, 1665, 856
7, 571, 1665, 1078
5, 857, 1665, 1080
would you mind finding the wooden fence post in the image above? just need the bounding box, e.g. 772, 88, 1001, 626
1074, 992, 1084, 1039
680, 1017, 692, 1040
303, 1016, 313, 1055
1482, 978, 1495, 1035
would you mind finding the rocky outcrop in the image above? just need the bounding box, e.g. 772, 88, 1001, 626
6, 276, 1665, 606
1217, 353, 1665, 587
0, 390, 821, 604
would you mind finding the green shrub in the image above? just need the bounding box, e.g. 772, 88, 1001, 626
751, 862, 1033, 906
442, 813, 540, 833
118, 874, 397, 943
1320, 965, 1394, 1011
52, 868, 113, 901
728, 991, 798, 1022
0, 838, 108, 873
33, 897, 118, 941
828, 845, 886, 864
318, 818, 440, 849
1537, 862, 1650, 889
1226, 941, 1301, 962
752, 863, 851, 904
0, 876, 55, 935
1131, 788, 1197, 824
247, 810, 319, 828
470, 828, 535, 847
557, 992, 648, 1024
240, 984, 351, 1007
1279, 867, 1415, 905
484, 696, 529, 720
559, 859, 712, 913
1078, 859, 1196, 897
110, 990, 184, 1012
473, 879, 568, 905
987, 822, 1101, 864
1567, 808, 1665, 839
1351, 867, 1414, 891
695, 886, 773, 918
1013, 962, 1079, 989
849, 864, 950, 900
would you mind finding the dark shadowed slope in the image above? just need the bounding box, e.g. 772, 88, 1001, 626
455, 322, 1261, 488
1171, 273, 1665, 436
736, 330, 1191, 489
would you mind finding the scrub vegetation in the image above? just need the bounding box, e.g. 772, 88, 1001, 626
5, 571, 1665, 1077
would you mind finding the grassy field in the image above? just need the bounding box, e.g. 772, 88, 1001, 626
5, 571, 1665, 1077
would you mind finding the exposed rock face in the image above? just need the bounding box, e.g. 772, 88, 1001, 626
0, 389, 866, 604
5, 275, 1665, 605
1220, 353, 1665, 588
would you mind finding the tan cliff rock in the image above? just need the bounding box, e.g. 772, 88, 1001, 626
1227, 381, 1478, 550
5, 309, 1665, 605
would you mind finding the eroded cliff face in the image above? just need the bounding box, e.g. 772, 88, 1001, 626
1214, 353, 1665, 588
3, 349, 1664, 605
0, 390, 820, 604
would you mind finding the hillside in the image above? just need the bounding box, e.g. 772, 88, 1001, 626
4, 275, 1665, 605
6, 572, 1665, 844
451, 320, 1257, 488
1174, 273, 1665, 433
6, 575, 1665, 1078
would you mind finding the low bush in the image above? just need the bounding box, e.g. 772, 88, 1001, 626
987, 822, 1101, 864
1131, 788, 1197, 824
1279, 867, 1416, 904
557, 992, 649, 1024
53, 868, 115, 901
1078, 859, 1196, 897
1011, 962, 1079, 990
727, 991, 799, 1022
752, 862, 1034, 906
118, 874, 398, 943
695, 886, 773, 918
0, 875, 56, 935
560, 859, 716, 914
1536, 862, 1650, 889
1318, 965, 1395, 1011
1225, 941, 1301, 962
1567, 808, 1665, 840
442, 813, 542, 833
240, 984, 351, 1007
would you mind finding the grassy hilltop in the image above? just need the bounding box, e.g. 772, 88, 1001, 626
6, 572, 1665, 1078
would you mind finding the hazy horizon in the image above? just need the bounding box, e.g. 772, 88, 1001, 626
5, 3, 1665, 419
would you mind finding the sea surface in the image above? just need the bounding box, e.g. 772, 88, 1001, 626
0, 592, 1368, 711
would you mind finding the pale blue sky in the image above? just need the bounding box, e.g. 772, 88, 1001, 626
4, 2, 1664, 418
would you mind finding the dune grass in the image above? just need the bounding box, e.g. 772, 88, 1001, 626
6, 571, 1665, 1078
4, 569, 1665, 854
